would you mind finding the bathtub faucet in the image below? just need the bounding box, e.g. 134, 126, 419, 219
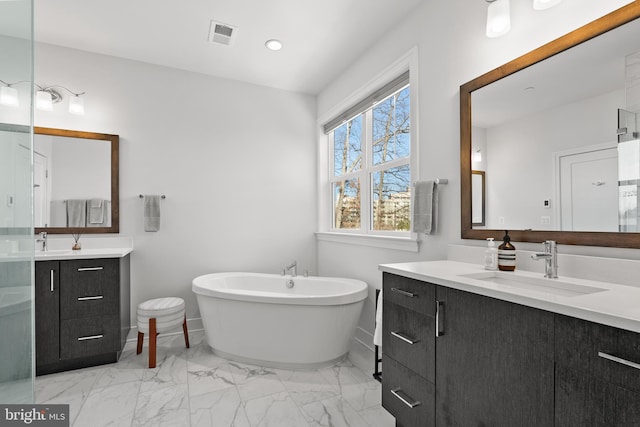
285, 261, 297, 277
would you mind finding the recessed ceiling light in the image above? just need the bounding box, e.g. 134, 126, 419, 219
265, 39, 283, 51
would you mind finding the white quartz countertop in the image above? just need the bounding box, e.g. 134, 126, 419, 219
380, 260, 640, 334
34, 247, 132, 261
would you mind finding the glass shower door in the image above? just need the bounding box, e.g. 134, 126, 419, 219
0, 0, 34, 404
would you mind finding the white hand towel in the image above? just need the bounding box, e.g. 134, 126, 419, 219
373, 289, 383, 347
144, 195, 161, 232
413, 180, 438, 234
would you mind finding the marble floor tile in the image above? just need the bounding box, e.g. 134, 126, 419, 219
228, 362, 287, 402
301, 396, 370, 427
73, 380, 140, 427
33, 331, 394, 427
243, 391, 310, 427
190, 386, 250, 427
132, 384, 190, 427
275, 368, 338, 406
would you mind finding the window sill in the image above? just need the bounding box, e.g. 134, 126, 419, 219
315, 232, 419, 252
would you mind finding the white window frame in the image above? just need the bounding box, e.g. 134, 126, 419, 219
317, 48, 419, 251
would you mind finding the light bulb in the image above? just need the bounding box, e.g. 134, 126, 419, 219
0, 86, 19, 107
69, 95, 85, 115
36, 90, 53, 111
486, 0, 511, 38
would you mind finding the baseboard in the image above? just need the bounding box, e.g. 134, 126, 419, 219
354, 326, 375, 352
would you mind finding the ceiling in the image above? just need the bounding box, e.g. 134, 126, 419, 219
473, 14, 640, 128
32, 0, 425, 95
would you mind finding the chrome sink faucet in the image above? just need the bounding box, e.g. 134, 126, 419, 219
531, 240, 558, 278
285, 260, 297, 277
36, 231, 48, 252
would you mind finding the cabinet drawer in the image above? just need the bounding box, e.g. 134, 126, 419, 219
382, 355, 434, 427
60, 315, 119, 359
383, 272, 436, 316
383, 301, 434, 381
556, 314, 640, 393
60, 259, 119, 319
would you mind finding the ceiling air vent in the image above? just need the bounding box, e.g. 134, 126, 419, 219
208, 21, 236, 46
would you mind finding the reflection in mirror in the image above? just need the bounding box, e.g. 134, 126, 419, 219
34, 127, 119, 234
461, 3, 640, 248
472, 170, 485, 227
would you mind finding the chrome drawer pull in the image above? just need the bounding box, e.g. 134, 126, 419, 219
77, 267, 104, 272
77, 296, 104, 301
50, 269, 55, 292
598, 351, 640, 370
77, 334, 103, 341
391, 288, 416, 298
435, 300, 444, 337
391, 331, 419, 345
390, 388, 421, 408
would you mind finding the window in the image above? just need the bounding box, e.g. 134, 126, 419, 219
326, 72, 411, 235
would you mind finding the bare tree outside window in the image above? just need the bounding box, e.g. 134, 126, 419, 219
331, 85, 411, 232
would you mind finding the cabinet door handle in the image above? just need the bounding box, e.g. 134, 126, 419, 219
435, 300, 444, 337
390, 388, 421, 408
77, 267, 103, 272
598, 351, 640, 370
391, 331, 419, 345
50, 269, 55, 292
391, 287, 416, 298
77, 296, 104, 301
77, 334, 104, 341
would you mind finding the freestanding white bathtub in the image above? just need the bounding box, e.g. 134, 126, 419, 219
192, 272, 368, 369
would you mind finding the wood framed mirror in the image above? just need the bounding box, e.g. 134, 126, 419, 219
461, 3, 640, 248
34, 127, 119, 234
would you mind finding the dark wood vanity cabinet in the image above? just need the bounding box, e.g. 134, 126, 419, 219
35, 256, 130, 375
381, 273, 436, 427
555, 315, 640, 426
435, 286, 554, 427
382, 272, 555, 427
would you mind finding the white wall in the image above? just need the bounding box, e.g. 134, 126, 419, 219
485, 89, 624, 230
35, 43, 318, 324
317, 0, 640, 348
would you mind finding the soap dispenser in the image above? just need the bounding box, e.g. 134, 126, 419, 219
498, 230, 516, 271
484, 238, 498, 271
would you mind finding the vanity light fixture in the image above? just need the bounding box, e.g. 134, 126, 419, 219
473, 149, 483, 163
486, 0, 511, 38
265, 39, 283, 51
0, 79, 86, 114
533, 0, 562, 11
35, 84, 86, 115
0, 84, 19, 107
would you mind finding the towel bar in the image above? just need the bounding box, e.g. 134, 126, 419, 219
139, 194, 166, 199
412, 179, 448, 186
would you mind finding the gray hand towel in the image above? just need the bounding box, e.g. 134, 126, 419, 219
144, 195, 161, 232
413, 180, 438, 234
66, 200, 87, 227
88, 198, 105, 224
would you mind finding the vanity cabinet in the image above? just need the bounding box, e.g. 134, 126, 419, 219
555, 314, 640, 426
35, 256, 130, 375
435, 285, 554, 426
382, 272, 555, 426
381, 273, 436, 427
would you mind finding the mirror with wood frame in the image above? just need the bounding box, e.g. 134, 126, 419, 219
34, 127, 119, 234
460, 3, 640, 248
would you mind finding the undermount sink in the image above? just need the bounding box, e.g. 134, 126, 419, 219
459, 271, 607, 297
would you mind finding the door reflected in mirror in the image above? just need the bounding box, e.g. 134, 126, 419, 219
461, 2, 640, 248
